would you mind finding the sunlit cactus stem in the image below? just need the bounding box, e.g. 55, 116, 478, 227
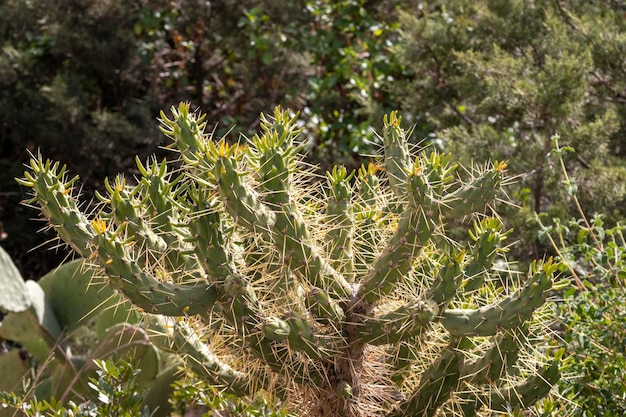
18, 103, 561, 417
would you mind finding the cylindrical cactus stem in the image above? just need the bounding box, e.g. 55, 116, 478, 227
429, 249, 464, 308
219, 272, 340, 362
389, 342, 463, 417
215, 273, 340, 380
92, 223, 219, 316
357, 299, 438, 345
187, 186, 341, 362
356, 162, 382, 206
460, 361, 560, 416
463, 217, 509, 292
18, 157, 96, 257
439, 161, 507, 218
211, 146, 277, 233
359, 152, 462, 303
460, 325, 527, 385
387, 338, 425, 385
173, 321, 252, 396
406, 152, 457, 211
20, 158, 219, 316
211, 144, 352, 298
325, 165, 356, 280
250, 114, 356, 296
135, 157, 202, 281
383, 111, 412, 198
358, 208, 434, 303
186, 185, 235, 280
98, 173, 205, 286
97, 175, 167, 254
159, 103, 210, 167
440, 259, 557, 337
305, 287, 346, 325
488, 361, 560, 411
353, 164, 387, 273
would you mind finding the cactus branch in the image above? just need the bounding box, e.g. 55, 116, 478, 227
440, 260, 556, 337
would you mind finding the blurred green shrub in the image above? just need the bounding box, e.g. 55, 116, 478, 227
394, 0, 626, 259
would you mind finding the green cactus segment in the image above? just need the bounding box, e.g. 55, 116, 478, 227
440, 260, 557, 337
97, 175, 167, 254
353, 165, 386, 275
356, 163, 382, 206
390, 345, 462, 417
284, 312, 340, 359
19, 159, 216, 316
173, 321, 251, 396
248, 114, 353, 297
358, 299, 438, 345
359, 152, 462, 303
159, 103, 209, 167
38, 259, 122, 333
93, 230, 219, 316
186, 186, 234, 280
429, 249, 464, 308
18, 157, 96, 256
188, 188, 336, 362
223, 274, 337, 361
213, 151, 351, 298
135, 158, 202, 282
463, 218, 508, 292
406, 152, 458, 211
383, 111, 411, 197
262, 316, 291, 341
0, 245, 30, 313
305, 287, 346, 325
460, 326, 526, 385
212, 150, 276, 232
221, 273, 262, 330
488, 361, 560, 411
0, 349, 31, 392
388, 339, 423, 385
461, 361, 560, 415
325, 166, 356, 279
0, 281, 63, 361
440, 162, 507, 218
189, 201, 336, 363
252, 107, 303, 206
359, 209, 433, 303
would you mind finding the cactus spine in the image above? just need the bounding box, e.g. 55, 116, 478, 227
18, 104, 560, 417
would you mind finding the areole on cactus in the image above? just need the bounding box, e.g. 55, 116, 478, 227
18, 103, 561, 417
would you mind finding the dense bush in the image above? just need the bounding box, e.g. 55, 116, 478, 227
394, 0, 626, 260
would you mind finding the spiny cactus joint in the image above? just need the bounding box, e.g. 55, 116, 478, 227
18, 103, 560, 417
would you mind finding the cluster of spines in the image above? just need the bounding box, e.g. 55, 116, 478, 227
18, 102, 561, 416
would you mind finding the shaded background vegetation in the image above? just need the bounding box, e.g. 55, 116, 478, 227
1, 1, 626, 414
0, 0, 404, 278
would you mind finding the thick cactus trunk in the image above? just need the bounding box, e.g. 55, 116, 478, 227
18, 104, 561, 416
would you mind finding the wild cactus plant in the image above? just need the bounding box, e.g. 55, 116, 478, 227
17, 104, 561, 417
